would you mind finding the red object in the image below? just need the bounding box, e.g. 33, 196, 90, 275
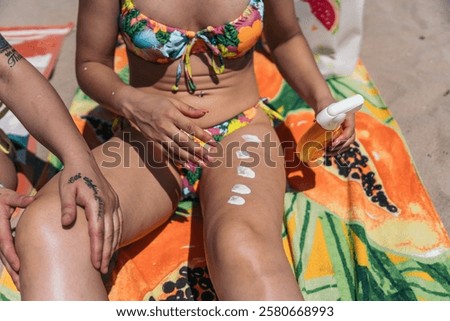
0, 23, 74, 78
303, 0, 338, 32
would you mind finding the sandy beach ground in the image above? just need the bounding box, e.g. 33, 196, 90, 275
1, 0, 449, 233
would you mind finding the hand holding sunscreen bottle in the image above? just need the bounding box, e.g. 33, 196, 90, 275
297, 94, 364, 164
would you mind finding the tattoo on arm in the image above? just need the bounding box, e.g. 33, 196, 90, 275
68, 172, 105, 220
0, 34, 23, 68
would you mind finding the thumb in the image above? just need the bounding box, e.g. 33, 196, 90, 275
60, 185, 78, 227
5, 192, 34, 208
174, 101, 208, 119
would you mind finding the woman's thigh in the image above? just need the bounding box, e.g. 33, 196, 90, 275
199, 109, 286, 243
22, 127, 183, 246
197, 109, 297, 299
93, 128, 183, 244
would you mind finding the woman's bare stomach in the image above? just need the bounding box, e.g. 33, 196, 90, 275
127, 51, 261, 128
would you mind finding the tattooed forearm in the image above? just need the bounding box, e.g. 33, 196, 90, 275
0, 34, 23, 68
68, 172, 104, 220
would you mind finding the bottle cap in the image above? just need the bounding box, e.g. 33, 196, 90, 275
316, 94, 364, 130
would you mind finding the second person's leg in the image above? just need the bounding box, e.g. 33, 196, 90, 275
16, 129, 182, 300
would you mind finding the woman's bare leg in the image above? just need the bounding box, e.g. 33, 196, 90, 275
15, 128, 182, 300
200, 109, 303, 300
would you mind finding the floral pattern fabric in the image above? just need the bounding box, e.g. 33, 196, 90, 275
119, 0, 264, 92
180, 100, 283, 199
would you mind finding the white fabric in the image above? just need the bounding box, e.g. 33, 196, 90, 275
295, 0, 365, 78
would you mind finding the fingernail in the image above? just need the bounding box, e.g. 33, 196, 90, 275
186, 161, 197, 170
61, 213, 70, 224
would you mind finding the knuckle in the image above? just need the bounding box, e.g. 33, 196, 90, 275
165, 109, 176, 118
184, 123, 194, 134
61, 202, 76, 211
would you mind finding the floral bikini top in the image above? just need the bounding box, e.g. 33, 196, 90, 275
119, 0, 264, 93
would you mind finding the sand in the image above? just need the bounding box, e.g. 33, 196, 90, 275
0, 0, 449, 233
360, 0, 450, 233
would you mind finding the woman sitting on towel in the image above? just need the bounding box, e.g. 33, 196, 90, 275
11, 0, 356, 300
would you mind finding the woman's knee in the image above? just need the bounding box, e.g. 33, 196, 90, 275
15, 194, 58, 254
15, 191, 108, 299
15, 193, 89, 261
204, 215, 282, 266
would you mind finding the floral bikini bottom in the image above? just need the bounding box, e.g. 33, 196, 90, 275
112, 99, 282, 200
180, 99, 282, 200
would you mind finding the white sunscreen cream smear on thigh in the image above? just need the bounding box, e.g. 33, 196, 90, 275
236, 150, 251, 159
231, 184, 251, 195
237, 166, 255, 179
242, 134, 262, 143
228, 195, 246, 205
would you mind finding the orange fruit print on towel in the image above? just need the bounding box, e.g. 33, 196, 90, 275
303, 0, 340, 33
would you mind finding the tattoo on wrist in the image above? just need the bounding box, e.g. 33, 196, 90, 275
68, 172, 105, 220
0, 35, 23, 68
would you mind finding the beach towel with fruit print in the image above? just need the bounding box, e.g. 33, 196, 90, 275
14, 45, 446, 302
255, 51, 450, 300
